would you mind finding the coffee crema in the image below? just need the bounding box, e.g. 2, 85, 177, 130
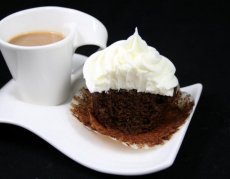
8, 31, 64, 46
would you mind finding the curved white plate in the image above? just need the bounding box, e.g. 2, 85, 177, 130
0, 54, 202, 175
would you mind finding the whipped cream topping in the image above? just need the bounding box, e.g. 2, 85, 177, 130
83, 28, 178, 96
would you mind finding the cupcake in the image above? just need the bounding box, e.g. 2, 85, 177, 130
71, 28, 194, 149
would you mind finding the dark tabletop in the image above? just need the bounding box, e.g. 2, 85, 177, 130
0, 0, 229, 178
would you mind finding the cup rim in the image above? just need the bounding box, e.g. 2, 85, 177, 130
0, 6, 107, 50
0, 30, 74, 50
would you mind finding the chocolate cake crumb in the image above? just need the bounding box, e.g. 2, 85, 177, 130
71, 88, 194, 148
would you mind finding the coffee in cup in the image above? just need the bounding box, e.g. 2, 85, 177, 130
8, 31, 64, 46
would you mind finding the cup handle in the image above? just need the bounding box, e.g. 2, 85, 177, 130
70, 19, 107, 84
73, 19, 108, 50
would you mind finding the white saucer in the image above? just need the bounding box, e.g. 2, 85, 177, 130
0, 54, 202, 175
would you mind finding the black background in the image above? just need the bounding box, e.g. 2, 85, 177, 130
0, 0, 229, 178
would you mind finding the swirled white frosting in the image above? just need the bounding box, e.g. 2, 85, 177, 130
83, 28, 178, 96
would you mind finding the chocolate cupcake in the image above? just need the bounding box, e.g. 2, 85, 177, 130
71, 28, 194, 149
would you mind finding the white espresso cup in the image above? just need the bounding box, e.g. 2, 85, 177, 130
0, 6, 107, 105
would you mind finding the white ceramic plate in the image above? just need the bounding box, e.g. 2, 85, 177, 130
0, 54, 202, 175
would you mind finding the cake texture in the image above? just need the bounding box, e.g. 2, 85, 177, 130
71, 28, 194, 149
